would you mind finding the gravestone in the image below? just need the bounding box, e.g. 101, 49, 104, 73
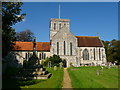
107, 65, 111, 69
48, 61, 51, 68
101, 66, 103, 71
54, 66, 57, 71
96, 70, 99, 75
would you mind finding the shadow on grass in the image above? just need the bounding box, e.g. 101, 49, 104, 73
2, 77, 46, 89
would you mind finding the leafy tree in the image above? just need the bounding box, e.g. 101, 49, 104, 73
49, 55, 62, 66
102, 39, 120, 64
2, 2, 26, 57
15, 29, 34, 41
43, 54, 62, 67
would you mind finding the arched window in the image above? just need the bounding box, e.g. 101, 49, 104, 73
44, 53, 46, 59
99, 48, 101, 60
59, 23, 61, 29
64, 23, 66, 26
70, 42, 72, 55
57, 42, 59, 55
94, 48, 95, 60
54, 23, 56, 30
25, 53, 28, 60
39, 53, 41, 60
28, 53, 29, 59
64, 41, 66, 55
83, 49, 89, 60
42, 53, 44, 59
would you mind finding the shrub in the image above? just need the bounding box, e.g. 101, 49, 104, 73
49, 54, 62, 67
42, 54, 62, 67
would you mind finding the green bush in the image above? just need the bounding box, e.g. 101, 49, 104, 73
42, 54, 62, 67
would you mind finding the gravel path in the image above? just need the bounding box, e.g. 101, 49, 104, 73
62, 68, 72, 89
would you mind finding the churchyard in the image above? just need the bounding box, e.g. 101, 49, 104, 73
3, 65, 119, 88
3, 67, 64, 88
68, 66, 119, 88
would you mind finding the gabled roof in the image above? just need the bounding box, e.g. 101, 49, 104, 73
12, 41, 50, 51
75, 36, 103, 47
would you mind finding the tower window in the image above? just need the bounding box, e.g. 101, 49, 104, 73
57, 42, 59, 55
54, 23, 56, 30
59, 23, 61, 29
70, 42, 72, 55
64, 23, 66, 26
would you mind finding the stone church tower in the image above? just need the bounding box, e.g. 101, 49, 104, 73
50, 18, 70, 40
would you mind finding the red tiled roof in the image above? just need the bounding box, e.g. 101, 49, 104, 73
75, 36, 103, 47
12, 41, 50, 51
36, 42, 50, 51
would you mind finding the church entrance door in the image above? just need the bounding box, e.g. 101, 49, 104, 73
62, 59, 67, 68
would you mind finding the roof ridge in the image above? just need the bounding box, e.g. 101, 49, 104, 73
75, 36, 98, 37
15, 41, 50, 43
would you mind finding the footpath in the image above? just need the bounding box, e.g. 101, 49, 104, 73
62, 68, 72, 89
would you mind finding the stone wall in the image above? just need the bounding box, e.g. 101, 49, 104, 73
77, 47, 107, 66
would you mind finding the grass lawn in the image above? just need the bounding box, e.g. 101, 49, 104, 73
3, 67, 64, 89
68, 66, 119, 88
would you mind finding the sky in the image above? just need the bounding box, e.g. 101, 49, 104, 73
12, 2, 118, 42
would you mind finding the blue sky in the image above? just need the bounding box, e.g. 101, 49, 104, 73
12, 2, 118, 42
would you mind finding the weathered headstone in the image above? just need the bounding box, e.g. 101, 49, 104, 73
101, 66, 103, 71
107, 65, 110, 69
96, 70, 99, 75
54, 66, 57, 71
48, 61, 51, 68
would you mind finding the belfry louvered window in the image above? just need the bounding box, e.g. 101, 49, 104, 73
54, 23, 56, 30
59, 23, 61, 29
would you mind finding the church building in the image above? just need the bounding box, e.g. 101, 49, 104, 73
12, 18, 107, 67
